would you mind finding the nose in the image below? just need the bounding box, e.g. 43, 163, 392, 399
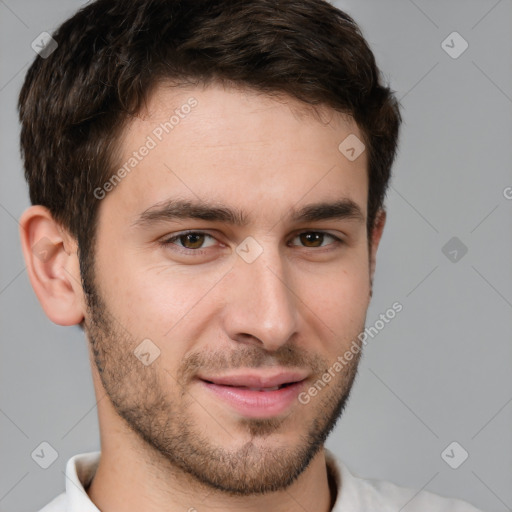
221, 241, 299, 352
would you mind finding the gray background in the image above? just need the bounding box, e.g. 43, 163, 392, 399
1, 0, 511, 510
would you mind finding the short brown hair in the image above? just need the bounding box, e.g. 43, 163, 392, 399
19, 0, 401, 291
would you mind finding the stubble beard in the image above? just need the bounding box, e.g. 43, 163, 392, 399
83, 270, 362, 496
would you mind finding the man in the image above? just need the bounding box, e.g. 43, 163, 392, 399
18, 0, 483, 510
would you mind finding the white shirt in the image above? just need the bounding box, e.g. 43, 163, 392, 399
38, 450, 483, 511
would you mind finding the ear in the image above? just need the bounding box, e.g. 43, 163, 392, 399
369, 208, 386, 288
19, 205, 85, 326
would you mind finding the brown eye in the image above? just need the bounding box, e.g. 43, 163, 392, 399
161, 231, 217, 251
291, 231, 341, 248
178, 233, 206, 249
299, 232, 324, 247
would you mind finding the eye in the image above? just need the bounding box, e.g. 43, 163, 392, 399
161, 231, 218, 251
290, 231, 342, 249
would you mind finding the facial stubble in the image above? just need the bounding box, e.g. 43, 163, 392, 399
83, 270, 362, 496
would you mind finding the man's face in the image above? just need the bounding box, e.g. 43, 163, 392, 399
84, 83, 376, 494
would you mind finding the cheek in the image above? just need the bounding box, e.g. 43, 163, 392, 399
315, 275, 369, 319
102, 261, 227, 341
299, 258, 370, 337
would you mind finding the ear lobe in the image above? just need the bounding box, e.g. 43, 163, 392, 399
369, 208, 386, 286
19, 205, 85, 326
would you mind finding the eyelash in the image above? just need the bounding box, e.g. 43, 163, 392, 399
159, 230, 344, 255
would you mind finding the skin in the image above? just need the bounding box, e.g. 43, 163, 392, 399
20, 83, 386, 512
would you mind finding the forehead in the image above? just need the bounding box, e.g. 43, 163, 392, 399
134, 82, 363, 148
103, 82, 369, 226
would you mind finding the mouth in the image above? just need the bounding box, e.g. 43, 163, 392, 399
196, 371, 308, 418
200, 380, 298, 392
197, 370, 308, 389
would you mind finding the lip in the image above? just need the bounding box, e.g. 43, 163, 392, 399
197, 370, 309, 389
197, 370, 309, 419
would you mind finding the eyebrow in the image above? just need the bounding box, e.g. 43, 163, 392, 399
131, 197, 365, 228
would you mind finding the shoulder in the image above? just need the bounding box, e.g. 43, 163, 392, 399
326, 450, 483, 512
352, 474, 483, 511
